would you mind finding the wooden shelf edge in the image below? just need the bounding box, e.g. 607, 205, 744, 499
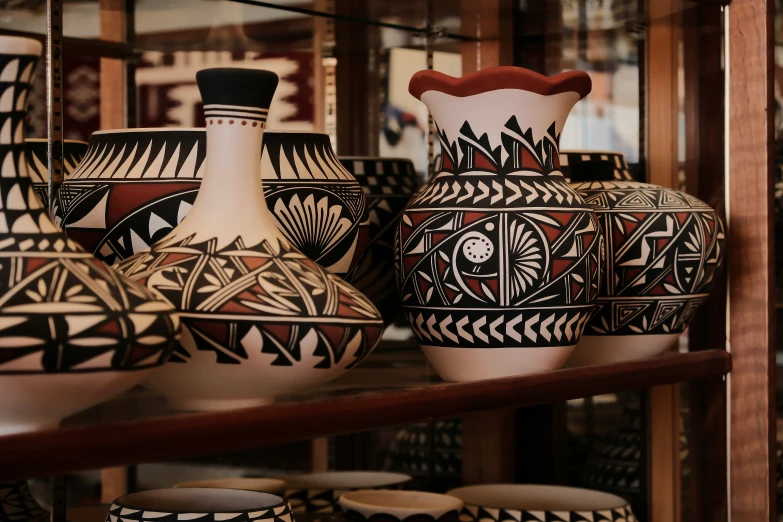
0, 350, 730, 480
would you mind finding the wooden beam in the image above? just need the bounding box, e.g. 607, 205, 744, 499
99, 0, 127, 130
727, 0, 776, 519
645, 0, 681, 521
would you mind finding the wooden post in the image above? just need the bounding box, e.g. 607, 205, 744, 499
99, 0, 128, 130
727, 0, 776, 520
460, 0, 513, 74
99, 0, 130, 502
462, 410, 516, 484
645, 1, 681, 521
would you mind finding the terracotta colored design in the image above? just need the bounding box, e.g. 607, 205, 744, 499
570, 180, 724, 337
0, 481, 48, 522
0, 35, 180, 435
56, 131, 365, 278
339, 157, 420, 323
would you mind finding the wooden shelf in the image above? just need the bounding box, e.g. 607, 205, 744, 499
0, 349, 730, 481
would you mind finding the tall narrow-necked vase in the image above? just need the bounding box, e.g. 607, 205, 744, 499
0, 35, 180, 435
117, 68, 383, 411
566, 153, 725, 365
396, 67, 602, 382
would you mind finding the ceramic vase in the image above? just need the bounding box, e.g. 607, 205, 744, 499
25, 138, 88, 203
384, 419, 462, 489
285, 472, 411, 513
566, 152, 725, 365
340, 490, 462, 522
448, 485, 638, 522
0, 35, 180, 435
396, 66, 602, 382
116, 68, 382, 411
106, 488, 293, 522
560, 150, 633, 182
54, 130, 366, 278
338, 157, 420, 323
0, 481, 48, 522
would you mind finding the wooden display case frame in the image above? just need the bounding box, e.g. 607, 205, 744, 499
0, 0, 775, 521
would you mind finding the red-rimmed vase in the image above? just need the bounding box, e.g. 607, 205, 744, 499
395, 66, 603, 382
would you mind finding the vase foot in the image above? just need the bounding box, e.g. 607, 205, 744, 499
166, 396, 276, 412
420, 345, 575, 382
565, 333, 681, 367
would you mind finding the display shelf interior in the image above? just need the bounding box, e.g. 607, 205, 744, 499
0, 348, 729, 481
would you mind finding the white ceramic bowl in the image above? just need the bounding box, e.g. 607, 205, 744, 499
173, 478, 287, 495
447, 484, 637, 522
284, 472, 411, 513
340, 490, 462, 522
108, 488, 292, 522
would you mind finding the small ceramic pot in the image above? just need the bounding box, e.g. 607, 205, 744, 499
566, 152, 725, 365
448, 484, 637, 522
25, 138, 89, 203
340, 490, 461, 522
174, 478, 287, 496
285, 472, 411, 513
106, 489, 292, 522
338, 157, 420, 324
56, 130, 366, 278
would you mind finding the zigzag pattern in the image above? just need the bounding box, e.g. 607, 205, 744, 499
460, 502, 637, 522
406, 308, 592, 348
107, 501, 294, 522
413, 176, 585, 209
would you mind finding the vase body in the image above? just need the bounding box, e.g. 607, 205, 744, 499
396, 67, 601, 382
116, 68, 382, 411
339, 157, 420, 324
25, 138, 88, 203
566, 152, 725, 366
285, 472, 411, 513
55, 130, 365, 278
0, 35, 180, 435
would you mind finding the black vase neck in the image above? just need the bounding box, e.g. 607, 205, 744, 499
196, 68, 278, 114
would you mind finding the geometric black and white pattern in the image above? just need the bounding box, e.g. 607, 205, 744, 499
106, 499, 294, 522
339, 157, 420, 324
56, 130, 366, 277
0, 40, 179, 375
0, 482, 48, 522
570, 180, 725, 336
24, 138, 88, 203
459, 503, 638, 522
384, 419, 462, 488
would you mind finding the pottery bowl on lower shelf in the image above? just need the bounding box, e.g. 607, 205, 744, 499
340, 490, 462, 522
107, 488, 293, 522
447, 484, 637, 522
285, 472, 411, 513
173, 478, 287, 495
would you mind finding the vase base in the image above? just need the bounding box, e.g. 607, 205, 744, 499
166, 396, 276, 412
420, 345, 575, 383
565, 333, 681, 367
